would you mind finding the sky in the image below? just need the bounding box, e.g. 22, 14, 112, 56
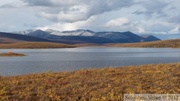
0, 0, 180, 35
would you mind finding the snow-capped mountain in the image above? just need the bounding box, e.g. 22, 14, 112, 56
14, 29, 160, 44
60, 29, 95, 36
16, 29, 95, 36
26, 30, 52, 39
47, 29, 95, 36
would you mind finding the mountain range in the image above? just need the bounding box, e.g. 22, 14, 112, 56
13, 29, 160, 44
0, 29, 161, 44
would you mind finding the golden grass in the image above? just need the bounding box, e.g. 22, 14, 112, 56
0, 63, 179, 101
1, 39, 180, 49
107, 39, 180, 48
0, 42, 76, 49
0, 52, 26, 57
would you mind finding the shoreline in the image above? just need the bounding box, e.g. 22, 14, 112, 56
0, 42, 76, 49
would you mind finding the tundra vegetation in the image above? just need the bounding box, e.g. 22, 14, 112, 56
0, 52, 26, 57
0, 39, 180, 49
108, 39, 180, 48
0, 42, 75, 49
0, 63, 179, 101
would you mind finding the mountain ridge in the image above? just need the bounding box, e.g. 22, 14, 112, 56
0, 32, 53, 43
7, 29, 161, 44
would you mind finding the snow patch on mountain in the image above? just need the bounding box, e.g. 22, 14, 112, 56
52, 29, 95, 36
14, 29, 38, 35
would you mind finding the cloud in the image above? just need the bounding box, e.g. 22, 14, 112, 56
23, 0, 78, 7
40, 5, 89, 22
133, 0, 169, 18
22, 0, 137, 22
0, 4, 17, 8
140, 20, 173, 33
105, 17, 129, 27
23, 0, 54, 6
0, 0, 25, 8
168, 27, 180, 34
38, 16, 97, 31
1, 0, 180, 36
168, 13, 180, 24
137, 27, 145, 33
104, 17, 144, 32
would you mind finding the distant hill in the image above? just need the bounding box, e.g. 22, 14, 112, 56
15, 29, 160, 44
109, 39, 180, 48
0, 42, 75, 49
141, 35, 161, 42
26, 30, 53, 39
0, 32, 52, 43
148, 34, 180, 40
95, 31, 144, 43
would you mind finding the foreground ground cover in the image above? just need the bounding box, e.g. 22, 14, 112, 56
0, 63, 179, 101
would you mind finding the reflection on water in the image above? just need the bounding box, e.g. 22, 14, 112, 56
0, 47, 180, 76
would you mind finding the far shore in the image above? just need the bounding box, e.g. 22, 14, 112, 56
0, 39, 180, 49
0, 42, 76, 49
105, 39, 180, 48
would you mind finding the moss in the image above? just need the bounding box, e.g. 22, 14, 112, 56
0, 63, 179, 100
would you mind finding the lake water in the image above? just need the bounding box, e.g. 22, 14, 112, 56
0, 47, 180, 76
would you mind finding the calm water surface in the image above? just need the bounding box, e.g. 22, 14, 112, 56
0, 47, 180, 76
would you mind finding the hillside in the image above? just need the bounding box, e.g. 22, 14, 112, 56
140, 35, 161, 42
94, 31, 143, 43
108, 39, 180, 48
0, 63, 179, 100
0, 32, 52, 43
0, 42, 75, 49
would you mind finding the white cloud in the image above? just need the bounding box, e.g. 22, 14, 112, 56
39, 16, 97, 31
103, 17, 145, 32
133, 20, 177, 34
137, 27, 145, 33
168, 27, 180, 34
105, 17, 129, 27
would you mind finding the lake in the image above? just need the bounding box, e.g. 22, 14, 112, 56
0, 47, 180, 76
